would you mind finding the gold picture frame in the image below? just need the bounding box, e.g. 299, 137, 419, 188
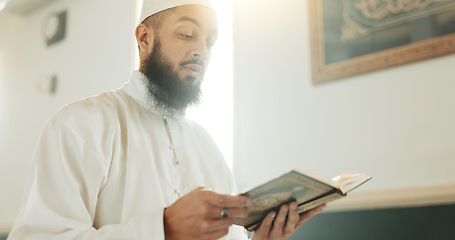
309, 0, 455, 84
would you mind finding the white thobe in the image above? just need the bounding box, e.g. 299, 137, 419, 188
8, 71, 248, 240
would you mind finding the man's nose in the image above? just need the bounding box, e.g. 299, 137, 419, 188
192, 40, 210, 59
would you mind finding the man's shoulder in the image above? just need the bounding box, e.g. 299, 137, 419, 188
48, 90, 129, 129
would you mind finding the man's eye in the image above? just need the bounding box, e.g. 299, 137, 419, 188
180, 33, 193, 39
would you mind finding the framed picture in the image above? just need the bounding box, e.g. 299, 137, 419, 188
309, 0, 455, 83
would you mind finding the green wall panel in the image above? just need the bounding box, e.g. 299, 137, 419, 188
291, 204, 455, 240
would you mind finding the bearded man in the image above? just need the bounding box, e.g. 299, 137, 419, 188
7, 0, 325, 239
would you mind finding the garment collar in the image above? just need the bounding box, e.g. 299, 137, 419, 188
122, 70, 186, 120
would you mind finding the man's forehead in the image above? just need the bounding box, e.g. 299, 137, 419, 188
169, 5, 218, 32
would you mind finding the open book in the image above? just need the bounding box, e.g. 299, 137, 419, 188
233, 169, 371, 231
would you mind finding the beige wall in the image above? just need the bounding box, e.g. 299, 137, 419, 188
0, 0, 139, 229
232, 0, 455, 196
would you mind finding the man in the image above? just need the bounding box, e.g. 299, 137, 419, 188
7, 0, 325, 239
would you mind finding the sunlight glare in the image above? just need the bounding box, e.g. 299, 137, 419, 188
186, 1, 233, 170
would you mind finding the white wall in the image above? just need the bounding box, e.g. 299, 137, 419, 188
232, 0, 455, 196
0, 0, 139, 230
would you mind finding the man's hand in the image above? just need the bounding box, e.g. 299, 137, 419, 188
163, 187, 251, 240
251, 203, 326, 240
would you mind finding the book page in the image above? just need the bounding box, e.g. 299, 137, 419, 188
298, 190, 344, 212
332, 173, 371, 194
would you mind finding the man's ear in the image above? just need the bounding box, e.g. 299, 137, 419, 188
135, 23, 155, 55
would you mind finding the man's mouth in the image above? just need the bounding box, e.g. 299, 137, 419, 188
182, 64, 204, 78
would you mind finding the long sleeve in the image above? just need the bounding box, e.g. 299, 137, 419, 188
8, 71, 249, 240
8, 117, 166, 240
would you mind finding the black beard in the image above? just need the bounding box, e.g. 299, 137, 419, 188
141, 39, 203, 112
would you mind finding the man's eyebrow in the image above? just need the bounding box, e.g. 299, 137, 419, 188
178, 16, 201, 27
177, 16, 218, 34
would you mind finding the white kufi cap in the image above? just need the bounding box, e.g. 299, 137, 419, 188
140, 0, 214, 23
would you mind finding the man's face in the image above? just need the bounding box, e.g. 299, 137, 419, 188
141, 5, 218, 111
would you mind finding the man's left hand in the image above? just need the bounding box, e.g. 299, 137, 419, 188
251, 202, 326, 240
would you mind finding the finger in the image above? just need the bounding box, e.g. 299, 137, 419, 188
202, 218, 235, 232
296, 204, 326, 229
269, 204, 289, 238
208, 206, 249, 219
206, 192, 251, 208
282, 202, 299, 237
254, 211, 276, 238
206, 228, 230, 240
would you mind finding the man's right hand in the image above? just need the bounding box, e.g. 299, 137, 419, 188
163, 187, 251, 240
